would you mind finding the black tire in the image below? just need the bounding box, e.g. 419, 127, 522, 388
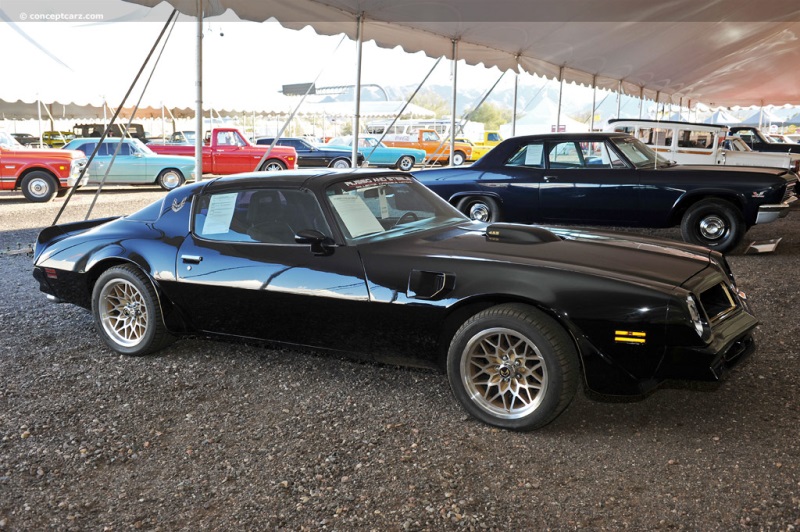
21, 171, 58, 202
452, 151, 466, 166
156, 168, 185, 190
680, 199, 745, 253
261, 160, 287, 172
91, 265, 175, 356
396, 155, 415, 171
447, 303, 579, 431
456, 196, 500, 222
329, 158, 351, 169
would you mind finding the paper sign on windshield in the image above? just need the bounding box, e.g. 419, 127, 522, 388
329, 194, 385, 238
202, 192, 237, 234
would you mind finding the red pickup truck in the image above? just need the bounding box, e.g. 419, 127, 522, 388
149, 128, 297, 174
0, 131, 88, 202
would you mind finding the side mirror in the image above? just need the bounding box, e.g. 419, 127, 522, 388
295, 229, 336, 256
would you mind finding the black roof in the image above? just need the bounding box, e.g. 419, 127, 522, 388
202, 168, 411, 192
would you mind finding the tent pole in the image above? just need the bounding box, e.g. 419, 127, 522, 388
37, 97, 42, 147
449, 39, 458, 166
512, 72, 518, 137
556, 67, 564, 132
195, 0, 203, 178
352, 13, 364, 168
616, 81, 622, 119
639, 87, 644, 119
590, 77, 597, 131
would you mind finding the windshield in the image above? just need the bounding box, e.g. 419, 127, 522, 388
325, 175, 466, 242
610, 136, 671, 168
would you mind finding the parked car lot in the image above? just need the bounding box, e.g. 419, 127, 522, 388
415, 132, 798, 252
63, 137, 196, 190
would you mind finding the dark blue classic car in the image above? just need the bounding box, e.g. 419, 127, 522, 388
415, 132, 797, 252
33, 169, 757, 430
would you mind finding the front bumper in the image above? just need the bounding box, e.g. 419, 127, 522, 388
755, 195, 796, 224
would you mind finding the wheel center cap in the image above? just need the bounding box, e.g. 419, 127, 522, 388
498, 365, 512, 378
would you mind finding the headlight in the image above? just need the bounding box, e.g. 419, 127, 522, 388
71, 158, 88, 177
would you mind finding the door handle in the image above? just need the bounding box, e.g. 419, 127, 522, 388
543, 175, 558, 182
181, 255, 203, 264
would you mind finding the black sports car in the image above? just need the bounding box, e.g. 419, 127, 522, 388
415, 132, 797, 253
255, 137, 364, 168
33, 169, 757, 430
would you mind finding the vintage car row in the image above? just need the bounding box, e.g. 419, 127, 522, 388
325, 135, 427, 171
255, 136, 364, 168
33, 169, 757, 431
415, 132, 798, 253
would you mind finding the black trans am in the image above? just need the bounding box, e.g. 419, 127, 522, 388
415, 132, 797, 253
33, 169, 757, 430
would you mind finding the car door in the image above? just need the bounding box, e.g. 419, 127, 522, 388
212, 130, 253, 174
171, 186, 375, 353
538, 139, 642, 224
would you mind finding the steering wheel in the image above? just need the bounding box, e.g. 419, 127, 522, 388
393, 211, 419, 228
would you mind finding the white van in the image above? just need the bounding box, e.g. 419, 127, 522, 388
607, 119, 800, 171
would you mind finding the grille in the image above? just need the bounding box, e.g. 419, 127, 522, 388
699, 282, 737, 323
784, 181, 797, 203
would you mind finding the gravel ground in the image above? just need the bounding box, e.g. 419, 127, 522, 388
1, 186, 798, 531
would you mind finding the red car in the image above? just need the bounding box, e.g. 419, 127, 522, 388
149, 128, 297, 175
0, 131, 88, 202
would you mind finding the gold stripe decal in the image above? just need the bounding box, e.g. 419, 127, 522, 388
615, 330, 646, 344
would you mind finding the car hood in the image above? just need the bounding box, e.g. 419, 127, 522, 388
384, 222, 714, 290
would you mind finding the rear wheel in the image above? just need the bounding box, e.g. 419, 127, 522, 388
680, 199, 744, 253
396, 155, 415, 171
457, 196, 500, 222
156, 168, 185, 190
447, 303, 579, 431
452, 151, 466, 166
261, 160, 287, 172
21, 171, 58, 202
329, 158, 351, 169
92, 265, 175, 356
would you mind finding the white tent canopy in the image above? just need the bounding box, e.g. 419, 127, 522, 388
123, 0, 800, 108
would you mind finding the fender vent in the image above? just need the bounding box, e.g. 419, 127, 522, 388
486, 223, 561, 244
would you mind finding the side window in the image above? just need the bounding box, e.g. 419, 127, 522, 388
487, 132, 501, 142
583, 141, 626, 168
506, 142, 544, 168
678, 129, 714, 149
77, 142, 97, 156
650, 128, 673, 148
193, 188, 331, 245
548, 141, 583, 168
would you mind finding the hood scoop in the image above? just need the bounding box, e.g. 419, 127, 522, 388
485, 223, 561, 245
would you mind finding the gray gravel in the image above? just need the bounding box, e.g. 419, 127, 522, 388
1, 186, 798, 530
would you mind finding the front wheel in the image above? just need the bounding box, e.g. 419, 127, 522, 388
451, 151, 466, 166
156, 168, 185, 190
680, 199, 744, 253
395, 155, 415, 171
260, 160, 287, 172
447, 303, 579, 431
329, 158, 351, 169
457, 196, 500, 223
92, 265, 175, 356
21, 171, 58, 202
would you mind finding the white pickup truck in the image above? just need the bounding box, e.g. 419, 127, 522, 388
608, 119, 800, 172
